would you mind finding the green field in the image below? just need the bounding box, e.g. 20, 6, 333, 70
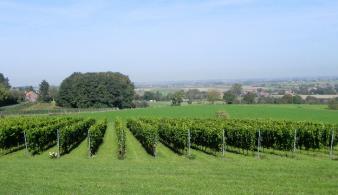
1, 104, 338, 194
80, 104, 338, 124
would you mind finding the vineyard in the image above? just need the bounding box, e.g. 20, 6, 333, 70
1, 116, 337, 159
0, 116, 107, 157
0, 104, 338, 194
126, 118, 338, 158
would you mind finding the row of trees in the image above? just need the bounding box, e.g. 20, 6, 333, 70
294, 84, 338, 95
0, 73, 18, 107
135, 89, 209, 102
35, 80, 58, 103
140, 83, 335, 106
2, 71, 337, 110
0, 72, 58, 107
1, 72, 135, 109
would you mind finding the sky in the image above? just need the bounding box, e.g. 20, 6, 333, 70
0, 0, 338, 86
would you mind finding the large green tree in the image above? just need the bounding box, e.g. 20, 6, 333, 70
0, 84, 17, 107
230, 83, 243, 97
281, 94, 293, 104
243, 92, 257, 104
171, 91, 185, 106
223, 91, 236, 104
0, 73, 17, 107
207, 90, 221, 104
56, 72, 134, 109
38, 80, 51, 102
0, 73, 10, 89
292, 95, 303, 104
49, 86, 59, 101
143, 91, 163, 101
328, 98, 338, 110
0, 84, 11, 106
185, 89, 207, 102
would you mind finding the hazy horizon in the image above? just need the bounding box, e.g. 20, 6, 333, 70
1, 0, 338, 86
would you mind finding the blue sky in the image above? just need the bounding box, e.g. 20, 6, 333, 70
1, 0, 338, 86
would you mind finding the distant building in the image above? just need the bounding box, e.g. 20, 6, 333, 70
25, 91, 38, 103
284, 90, 294, 95
257, 91, 270, 97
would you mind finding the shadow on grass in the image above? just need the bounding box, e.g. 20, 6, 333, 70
159, 139, 185, 156
0, 145, 25, 157
60, 136, 88, 157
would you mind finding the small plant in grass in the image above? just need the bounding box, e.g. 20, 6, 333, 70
49, 152, 58, 159
216, 111, 229, 119
187, 154, 196, 160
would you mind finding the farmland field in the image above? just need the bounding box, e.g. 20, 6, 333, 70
80, 104, 338, 124
0, 104, 338, 194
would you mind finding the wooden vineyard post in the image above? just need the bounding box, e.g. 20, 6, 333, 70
23, 131, 28, 156
257, 130, 261, 159
57, 129, 60, 158
88, 130, 91, 158
187, 129, 191, 156
154, 134, 157, 157
222, 129, 225, 157
293, 129, 297, 155
119, 130, 124, 159
330, 129, 334, 160
154, 145, 157, 157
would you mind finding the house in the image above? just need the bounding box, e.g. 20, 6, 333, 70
25, 91, 38, 103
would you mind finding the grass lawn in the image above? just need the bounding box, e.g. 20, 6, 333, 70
0, 104, 338, 194
79, 104, 338, 124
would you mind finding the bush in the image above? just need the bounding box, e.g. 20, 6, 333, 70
171, 91, 184, 106
127, 119, 158, 156
328, 98, 338, 110
132, 118, 338, 154
60, 119, 95, 154
132, 100, 149, 108
215, 111, 229, 119
27, 117, 81, 154
190, 119, 224, 152
88, 119, 107, 155
115, 118, 127, 159
157, 119, 189, 153
0, 117, 61, 150
0, 119, 25, 149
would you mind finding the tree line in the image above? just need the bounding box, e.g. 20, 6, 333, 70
136, 83, 338, 108
1, 72, 337, 110
0, 72, 135, 109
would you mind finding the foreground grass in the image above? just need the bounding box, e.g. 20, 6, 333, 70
0, 104, 338, 194
1, 127, 338, 194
